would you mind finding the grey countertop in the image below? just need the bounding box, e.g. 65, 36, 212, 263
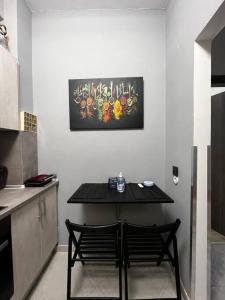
0, 180, 59, 221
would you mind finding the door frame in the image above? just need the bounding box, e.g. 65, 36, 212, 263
191, 2, 225, 299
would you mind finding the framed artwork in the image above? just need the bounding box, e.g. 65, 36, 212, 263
69, 77, 144, 130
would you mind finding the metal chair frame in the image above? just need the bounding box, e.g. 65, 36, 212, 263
123, 219, 182, 300
65, 220, 122, 300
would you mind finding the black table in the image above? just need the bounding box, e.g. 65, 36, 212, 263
68, 183, 174, 204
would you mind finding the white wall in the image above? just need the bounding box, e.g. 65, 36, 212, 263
32, 9, 166, 245
3, 0, 18, 57
0, 0, 4, 20
165, 0, 224, 297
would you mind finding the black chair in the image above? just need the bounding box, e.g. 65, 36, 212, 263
65, 220, 122, 300
123, 219, 181, 300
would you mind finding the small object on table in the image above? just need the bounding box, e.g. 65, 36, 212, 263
108, 177, 118, 190
143, 180, 154, 187
117, 172, 125, 193
138, 183, 144, 188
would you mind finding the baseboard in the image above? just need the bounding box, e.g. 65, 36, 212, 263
57, 244, 68, 252
180, 279, 191, 300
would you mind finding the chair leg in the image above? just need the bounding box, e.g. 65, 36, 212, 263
119, 260, 122, 300
116, 231, 121, 268
124, 261, 128, 300
67, 235, 72, 300
173, 238, 181, 300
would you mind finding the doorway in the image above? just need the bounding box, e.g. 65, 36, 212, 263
210, 27, 225, 300
192, 3, 225, 300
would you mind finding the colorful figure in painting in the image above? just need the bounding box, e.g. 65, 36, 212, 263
113, 99, 122, 120
93, 88, 97, 111
86, 96, 93, 118
80, 99, 87, 119
97, 97, 103, 120
127, 105, 137, 115
102, 101, 110, 123
113, 85, 122, 120
97, 83, 104, 121
127, 83, 133, 108
127, 97, 133, 107
120, 95, 127, 113
127, 83, 137, 115
109, 81, 115, 106
86, 83, 94, 118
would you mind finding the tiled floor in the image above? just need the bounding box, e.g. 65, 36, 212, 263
28, 252, 178, 300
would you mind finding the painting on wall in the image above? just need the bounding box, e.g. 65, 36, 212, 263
69, 77, 144, 130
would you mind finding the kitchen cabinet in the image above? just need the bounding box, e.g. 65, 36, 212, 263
40, 187, 58, 264
11, 196, 42, 300
11, 185, 58, 300
0, 46, 19, 130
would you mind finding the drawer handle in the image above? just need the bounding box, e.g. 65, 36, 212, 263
0, 240, 9, 253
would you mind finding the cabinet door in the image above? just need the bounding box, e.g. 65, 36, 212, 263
40, 186, 58, 264
0, 46, 19, 130
11, 197, 42, 300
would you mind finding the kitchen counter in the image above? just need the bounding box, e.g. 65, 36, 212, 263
0, 180, 59, 221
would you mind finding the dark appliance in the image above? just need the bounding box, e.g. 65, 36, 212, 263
0, 166, 8, 189
24, 174, 56, 187
0, 216, 14, 300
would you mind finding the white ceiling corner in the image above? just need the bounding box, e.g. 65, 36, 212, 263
25, 0, 170, 13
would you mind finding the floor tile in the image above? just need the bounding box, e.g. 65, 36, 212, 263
28, 252, 178, 300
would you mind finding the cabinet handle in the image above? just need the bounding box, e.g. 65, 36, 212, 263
42, 197, 47, 216
38, 201, 42, 221
0, 240, 9, 253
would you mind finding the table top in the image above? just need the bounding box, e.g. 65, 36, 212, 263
67, 183, 174, 204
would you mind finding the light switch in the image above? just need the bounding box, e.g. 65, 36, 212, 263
173, 166, 179, 185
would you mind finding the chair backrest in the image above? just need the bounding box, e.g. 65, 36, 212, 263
124, 219, 180, 235
123, 219, 181, 250
65, 219, 121, 235
65, 220, 122, 262
65, 220, 122, 250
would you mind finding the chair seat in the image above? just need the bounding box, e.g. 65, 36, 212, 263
78, 232, 118, 259
125, 232, 170, 260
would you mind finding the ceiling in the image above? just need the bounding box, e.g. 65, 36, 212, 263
26, 0, 169, 12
